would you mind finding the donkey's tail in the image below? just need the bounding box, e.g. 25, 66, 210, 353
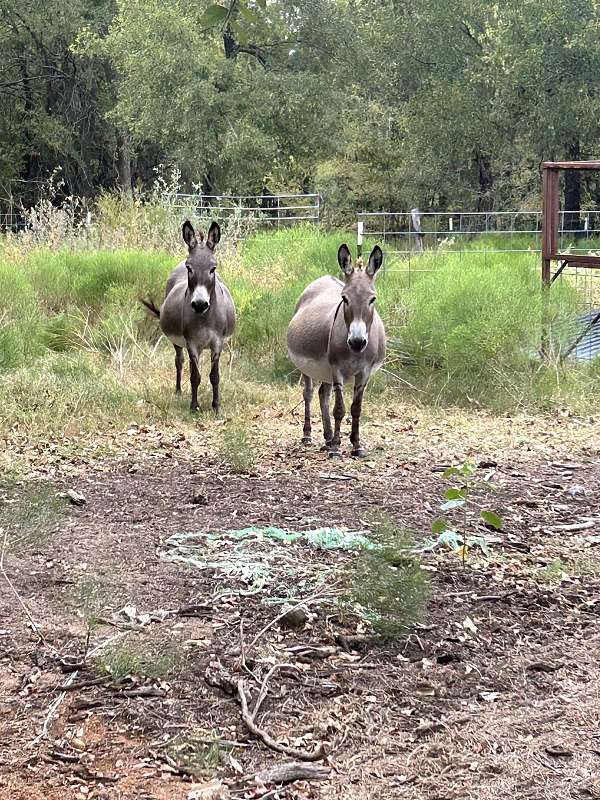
140, 298, 161, 319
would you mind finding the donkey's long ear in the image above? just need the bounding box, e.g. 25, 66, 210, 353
337, 244, 353, 276
182, 220, 202, 250
206, 221, 221, 251
366, 245, 383, 278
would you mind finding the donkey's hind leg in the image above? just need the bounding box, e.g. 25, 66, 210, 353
301, 374, 313, 444
174, 344, 184, 395
318, 382, 333, 450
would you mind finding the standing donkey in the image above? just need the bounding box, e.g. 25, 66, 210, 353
287, 244, 386, 458
142, 220, 235, 413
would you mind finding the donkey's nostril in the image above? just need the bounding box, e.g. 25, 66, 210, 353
348, 337, 367, 352
192, 299, 209, 313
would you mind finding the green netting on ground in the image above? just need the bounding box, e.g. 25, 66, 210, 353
160, 526, 372, 595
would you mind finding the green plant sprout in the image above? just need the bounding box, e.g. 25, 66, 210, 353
422, 462, 503, 564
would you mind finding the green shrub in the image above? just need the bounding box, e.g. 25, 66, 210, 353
394, 251, 580, 409
345, 514, 431, 640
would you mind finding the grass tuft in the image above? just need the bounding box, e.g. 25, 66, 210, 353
0, 480, 68, 553
99, 637, 182, 680
217, 420, 256, 473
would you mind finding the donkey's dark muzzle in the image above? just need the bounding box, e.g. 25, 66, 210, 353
191, 300, 210, 314
348, 337, 367, 353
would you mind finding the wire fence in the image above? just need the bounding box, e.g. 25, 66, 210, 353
358, 209, 600, 362
171, 192, 320, 227
357, 209, 600, 258
0, 210, 22, 231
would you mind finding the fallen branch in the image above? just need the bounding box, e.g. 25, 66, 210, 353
253, 663, 301, 719
250, 760, 330, 786
237, 679, 327, 762
548, 520, 595, 532
28, 632, 125, 748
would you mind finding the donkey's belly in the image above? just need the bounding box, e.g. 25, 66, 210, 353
289, 351, 334, 384
290, 352, 366, 386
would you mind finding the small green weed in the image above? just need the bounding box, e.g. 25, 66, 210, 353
218, 420, 256, 473
99, 638, 182, 680
535, 558, 569, 584
426, 462, 503, 564
72, 577, 111, 632
345, 514, 430, 640
165, 731, 226, 778
0, 480, 67, 552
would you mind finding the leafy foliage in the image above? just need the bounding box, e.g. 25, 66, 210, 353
4, 1, 600, 212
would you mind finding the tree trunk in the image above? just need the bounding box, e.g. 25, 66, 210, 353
563, 140, 581, 235
118, 133, 133, 195
19, 59, 38, 193
476, 152, 493, 211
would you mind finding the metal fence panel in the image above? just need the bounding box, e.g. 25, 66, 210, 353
171, 193, 320, 226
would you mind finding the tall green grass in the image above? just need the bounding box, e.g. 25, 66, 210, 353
0, 226, 598, 427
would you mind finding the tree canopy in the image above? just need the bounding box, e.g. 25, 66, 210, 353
2, 0, 600, 213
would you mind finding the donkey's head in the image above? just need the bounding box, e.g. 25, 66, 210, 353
337, 244, 383, 353
182, 220, 221, 314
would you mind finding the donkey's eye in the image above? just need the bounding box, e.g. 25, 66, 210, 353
186, 263, 192, 273
341, 296, 348, 305
369, 297, 376, 305
210, 267, 216, 274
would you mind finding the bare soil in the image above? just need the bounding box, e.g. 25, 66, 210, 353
1, 406, 600, 800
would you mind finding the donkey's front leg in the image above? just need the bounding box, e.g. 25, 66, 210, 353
350, 377, 367, 457
329, 379, 345, 459
187, 344, 201, 412
174, 344, 184, 395
318, 382, 333, 449
301, 374, 313, 444
209, 349, 222, 414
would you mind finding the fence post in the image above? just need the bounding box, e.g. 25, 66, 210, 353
410, 208, 424, 253
357, 219, 364, 259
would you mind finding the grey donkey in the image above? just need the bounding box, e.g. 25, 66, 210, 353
142, 220, 236, 413
287, 244, 386, 458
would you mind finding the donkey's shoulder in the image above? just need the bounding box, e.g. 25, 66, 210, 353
165, 260, 187, 298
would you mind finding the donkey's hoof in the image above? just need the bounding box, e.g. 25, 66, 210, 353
328, 450, 342, 460
351, 447, 366, 459
175, 388, 182, 396
320, 441, 333, 452
301, 436, 312, 446
190, 403, 200, 413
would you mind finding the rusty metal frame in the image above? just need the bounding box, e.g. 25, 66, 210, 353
542, 160, 600, 285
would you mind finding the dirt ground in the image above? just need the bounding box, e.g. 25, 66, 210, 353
1, 404, 600, 800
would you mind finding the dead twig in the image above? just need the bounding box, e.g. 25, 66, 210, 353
237, 679, 327, 762
28, 631, 125, 748
253, 663, 301, 719
0, 527, 52, 649
248, 585, 339, 651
